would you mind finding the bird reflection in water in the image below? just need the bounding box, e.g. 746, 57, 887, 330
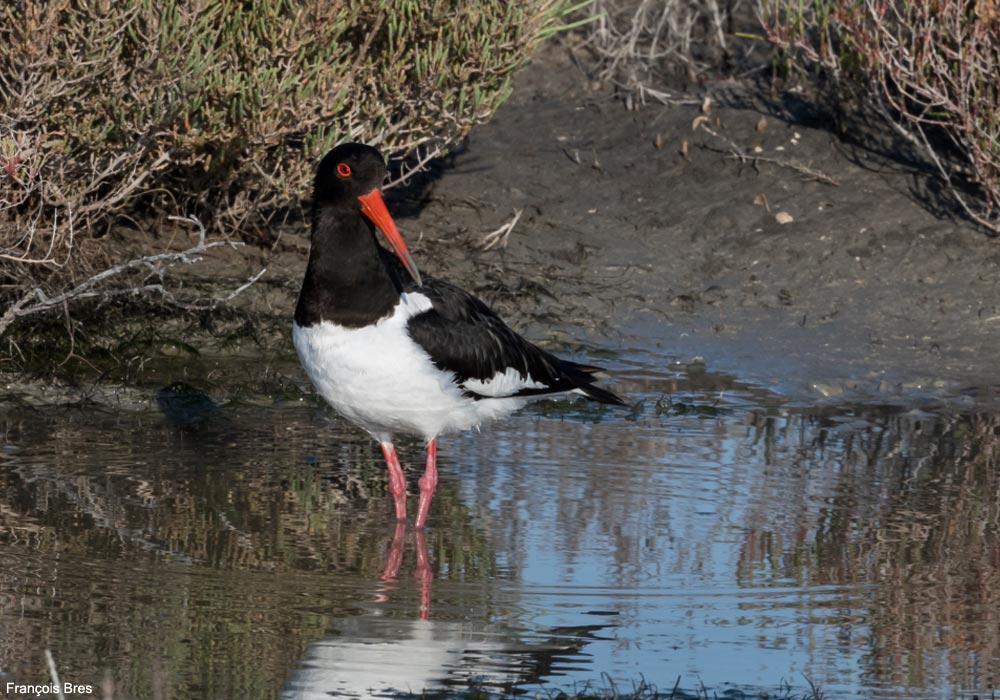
374, 522, 432, 619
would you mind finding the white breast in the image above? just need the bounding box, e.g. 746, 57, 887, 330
292, 293, 528, 442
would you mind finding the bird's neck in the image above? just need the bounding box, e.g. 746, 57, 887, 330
294, 205, 403, 328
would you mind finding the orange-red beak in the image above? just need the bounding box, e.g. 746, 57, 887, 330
358, 188, 422, 287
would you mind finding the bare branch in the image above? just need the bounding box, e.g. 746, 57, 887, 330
384, 143, 447, 191
0, 215, 261, 337
695, 121, 840, 186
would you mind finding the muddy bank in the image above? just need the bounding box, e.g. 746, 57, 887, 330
9, 44, 1000, 407
380, 46, 1000, 403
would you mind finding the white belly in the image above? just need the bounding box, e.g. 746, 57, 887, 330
292, 294, 528, 442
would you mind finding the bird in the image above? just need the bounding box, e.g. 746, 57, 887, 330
292, 143, 624, 529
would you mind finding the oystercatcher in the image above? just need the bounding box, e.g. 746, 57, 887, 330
293, 143, 624, 528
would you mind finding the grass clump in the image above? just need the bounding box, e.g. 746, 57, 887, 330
0, 1, 570, 329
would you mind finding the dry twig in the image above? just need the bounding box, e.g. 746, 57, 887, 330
45, 649, 66, 700
0, 216, 265, 337
695, 121, 840, 186
384, 143, 447, 191
580, 0, 744, 93
480, 209, 524, 251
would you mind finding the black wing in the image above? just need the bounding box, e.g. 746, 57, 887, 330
404, 275, 624, 405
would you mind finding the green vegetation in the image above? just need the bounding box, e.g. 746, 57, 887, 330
0, 1, 576, 331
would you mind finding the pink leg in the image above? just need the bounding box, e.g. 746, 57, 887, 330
380, 442, 407, 522
414, 438, 438, 529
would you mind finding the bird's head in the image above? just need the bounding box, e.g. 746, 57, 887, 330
314, 143, 422, 286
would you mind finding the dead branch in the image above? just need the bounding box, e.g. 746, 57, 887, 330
0, 215, 264, 337
695, 121, 840, 186
384, 143, 447, 191
156, 267, 268, 312
582, 0, 740, 91
480, 208, 524, 251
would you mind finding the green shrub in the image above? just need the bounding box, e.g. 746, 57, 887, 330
0, 1, 569, 319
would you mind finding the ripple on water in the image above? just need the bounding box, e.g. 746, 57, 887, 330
2, 385, 999, 699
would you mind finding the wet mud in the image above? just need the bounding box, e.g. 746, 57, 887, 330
384, 46, 1000, 402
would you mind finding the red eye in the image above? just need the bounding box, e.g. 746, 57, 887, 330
336, 163, 352, 177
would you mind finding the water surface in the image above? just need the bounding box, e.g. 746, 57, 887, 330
1, 355, 998, 699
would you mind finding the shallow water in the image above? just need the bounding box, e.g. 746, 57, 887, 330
1, 354, 999, 699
